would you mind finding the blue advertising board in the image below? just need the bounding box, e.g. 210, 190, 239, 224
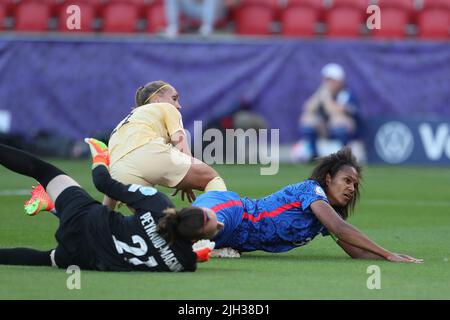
365, 118, 450, 165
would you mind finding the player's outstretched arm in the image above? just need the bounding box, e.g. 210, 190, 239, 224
338, 240, 421, 261
337, 239, 384, 260
311, 200, 423, 263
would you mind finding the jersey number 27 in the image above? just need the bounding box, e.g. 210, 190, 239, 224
112, 235, 158, 268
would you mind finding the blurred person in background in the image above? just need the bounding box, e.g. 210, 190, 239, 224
164, 0, 238, 37
298, 63, 361, 162
203, 98, 267, 164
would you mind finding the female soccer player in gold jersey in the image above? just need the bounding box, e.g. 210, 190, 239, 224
105, 80, 227, 207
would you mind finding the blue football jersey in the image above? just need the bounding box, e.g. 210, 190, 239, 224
193, 180, 330, 253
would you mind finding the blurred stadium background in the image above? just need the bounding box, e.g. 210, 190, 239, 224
0, 0, 448, 165
0, 0, 449, 300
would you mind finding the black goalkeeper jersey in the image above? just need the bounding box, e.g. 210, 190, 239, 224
84, 166, 197, 272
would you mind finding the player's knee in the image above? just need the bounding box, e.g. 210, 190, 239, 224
195, 168, 216, 189
202, 166, 227, 192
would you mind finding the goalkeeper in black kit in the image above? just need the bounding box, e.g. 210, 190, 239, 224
0, 139, 221, 271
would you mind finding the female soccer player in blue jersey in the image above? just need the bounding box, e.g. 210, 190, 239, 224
193, 148, 423, 263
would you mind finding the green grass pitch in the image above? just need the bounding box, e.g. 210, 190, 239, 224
0, 160, 449, 299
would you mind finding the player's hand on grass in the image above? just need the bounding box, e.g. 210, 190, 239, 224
387, 253, 424, 264
395, 253, 424, 263
192, 240, 216, 263
171, 188, 196, 203
84, 138, 110, 168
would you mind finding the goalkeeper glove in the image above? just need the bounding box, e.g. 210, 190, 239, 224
192, 240, 216, 263
84, 138, 110, 168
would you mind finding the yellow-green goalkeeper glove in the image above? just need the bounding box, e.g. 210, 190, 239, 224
84, 138, 110, 168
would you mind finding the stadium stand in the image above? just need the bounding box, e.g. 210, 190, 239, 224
417, 0, 449, 39
0, 0, 446, 40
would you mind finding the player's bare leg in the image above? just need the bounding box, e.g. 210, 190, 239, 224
102, 195, 117, 210
176, 161, 227, 192
45, 175, 80, 202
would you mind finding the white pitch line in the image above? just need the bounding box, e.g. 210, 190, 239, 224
0, 189, 30, 196
364, 199, 450, 207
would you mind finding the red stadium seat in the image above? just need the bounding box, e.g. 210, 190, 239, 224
374, 0, 416, 13
14, 0, 51, 32
0, 0, 16, 17
58, 1, 97, 33
371, 0, 415, 39
102, 0, 139, 33
100, 0, 149, 16
417, 0, 449, 40
0, 4, 5, 30
45, 0, 61, 16
281, 0, 322, 37
58, 0, 104, 9
272, 0, 283, 22
146, 0, 166, 33
325, 0, 367, 38
3, 0, 58, 17
234, 0, 278, 35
